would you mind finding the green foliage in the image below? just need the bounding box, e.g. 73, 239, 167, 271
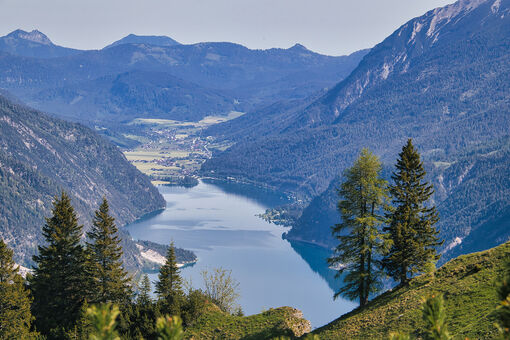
156, 315, 184, 340
86, 198, 132, 304
86, 303, 121, 340
137, 274, 152, 307
388, 332, 411, 340
201, 267, 241, 314
314, 241, 510, 339
30, 192, 89, 337
421, 295, 451, 340
156, 242, 185, 316
181, 289, 209, 327
383, 140, 442, 285
0, 239, 37, 339
120, 296, 161, 340
328, 148, 388, 306
497, 260, 510, 339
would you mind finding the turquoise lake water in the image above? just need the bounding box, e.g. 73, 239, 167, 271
125, 179, 356, 328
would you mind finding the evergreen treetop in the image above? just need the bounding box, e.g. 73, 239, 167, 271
138, 274, 152, 307
86, 197, 132, 304
30, 192, 88, 336
383, 139, 443, 285
156, 242, 184, 314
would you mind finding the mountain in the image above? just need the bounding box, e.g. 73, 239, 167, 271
201, 0, 510, 259
0, 29, 82, 58
313, 241, 509, 339
105, 33, 180, 48
0, 35, 368, 124
0, 93, 166, 265
31, 70, 237, 122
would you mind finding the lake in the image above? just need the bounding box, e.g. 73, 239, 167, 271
125, 179, 356, 328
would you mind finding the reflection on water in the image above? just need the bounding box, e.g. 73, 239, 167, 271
288, 240, 344, 294
126, 180, 356, 328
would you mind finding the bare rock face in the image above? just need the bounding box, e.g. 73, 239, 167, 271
279, 307, 312, 337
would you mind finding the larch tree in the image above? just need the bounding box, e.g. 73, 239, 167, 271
86, 198, 132, 304
155, 242, 184, 315
383, 139, 442, 285
0, 239, 36, 339
30, 192, 88, 337
328, 148, 388, 306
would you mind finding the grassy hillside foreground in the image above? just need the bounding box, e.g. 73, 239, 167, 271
313, 241, 510, 339
185, 306, 311, 339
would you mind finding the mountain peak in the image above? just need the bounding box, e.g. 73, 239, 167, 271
105, 34, 180, 49
289, 43, 309, 51
6, 29, 53, 45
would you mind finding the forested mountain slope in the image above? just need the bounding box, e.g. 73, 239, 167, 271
33, 70, 236, 122
0, 31, 368, 124
286, 138, 510, 262
0, 94, 165, 265
204, 0, 510, 196
203, 0, 510, 259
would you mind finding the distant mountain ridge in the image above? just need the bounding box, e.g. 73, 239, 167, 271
0, 29, 81, 58
202, 0, 510, 260
0, 29, 369, 123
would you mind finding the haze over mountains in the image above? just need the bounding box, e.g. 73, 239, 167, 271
0, 30, 368, 124
202, 0, 510, 261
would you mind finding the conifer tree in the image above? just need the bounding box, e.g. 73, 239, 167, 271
129, 274, 159, 339
328, 148, 388, 306
138, 274, 152, 307
156, 242, 184, 315
383, 139, 443, 285
30, 192, 88, 337
87, 198, 132, 304
0, 239, 36, 339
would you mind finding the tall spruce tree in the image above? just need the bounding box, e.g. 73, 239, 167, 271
30, 192, 88, 337
383, 139, 443, 285
156, 242, 184, 315
87, 198, 132, 304
328, 148, 388, 306
0, 239, 36, 339
137, 274, 152, 307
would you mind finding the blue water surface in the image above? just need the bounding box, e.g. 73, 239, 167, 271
126, 179, 356, 328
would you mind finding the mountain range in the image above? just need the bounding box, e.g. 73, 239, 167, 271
0, 30, 368, 125
201, 0, 510, 261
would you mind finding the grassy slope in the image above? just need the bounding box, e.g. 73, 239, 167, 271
185, 306, 311, 340
313, 241, 509, 340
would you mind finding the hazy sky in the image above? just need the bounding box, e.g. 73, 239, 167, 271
0, 0, 455, 56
